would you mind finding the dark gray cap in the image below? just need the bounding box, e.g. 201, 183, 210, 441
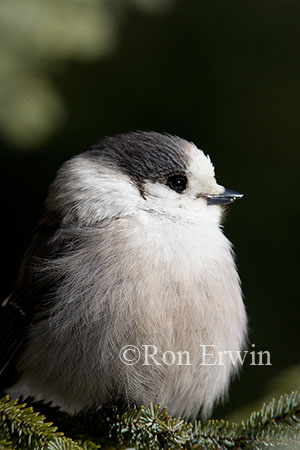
85, 131, 190, 186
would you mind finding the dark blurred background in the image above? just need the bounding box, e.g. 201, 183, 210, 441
1, 0, 299, 420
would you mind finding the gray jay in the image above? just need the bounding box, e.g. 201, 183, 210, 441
0, 131, 247, 420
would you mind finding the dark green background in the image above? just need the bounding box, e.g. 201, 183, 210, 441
1, 0, 299, 418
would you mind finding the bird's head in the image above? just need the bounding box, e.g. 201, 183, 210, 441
47, 131, 242, 226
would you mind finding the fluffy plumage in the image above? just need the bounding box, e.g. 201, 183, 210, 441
0, 131, 247, 419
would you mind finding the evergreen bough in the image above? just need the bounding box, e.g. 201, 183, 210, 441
0, 391, 300, 449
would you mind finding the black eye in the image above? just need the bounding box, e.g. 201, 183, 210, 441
167, 175, 188, 193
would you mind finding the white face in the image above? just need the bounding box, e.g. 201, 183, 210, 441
141, 141, 225, 223
49, 141, 226, 227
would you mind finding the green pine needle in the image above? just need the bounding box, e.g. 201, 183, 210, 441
1, 391, 300, 449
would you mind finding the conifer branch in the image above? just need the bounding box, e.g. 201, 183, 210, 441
0, 396, 99, 450
1, 392, 300, 449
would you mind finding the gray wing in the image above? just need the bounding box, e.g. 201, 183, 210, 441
0, 212, 75, 389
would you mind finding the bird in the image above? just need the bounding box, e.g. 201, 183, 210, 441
0, 131, 247, 420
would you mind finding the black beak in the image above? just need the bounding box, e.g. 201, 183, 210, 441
204, 189, 244, 205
